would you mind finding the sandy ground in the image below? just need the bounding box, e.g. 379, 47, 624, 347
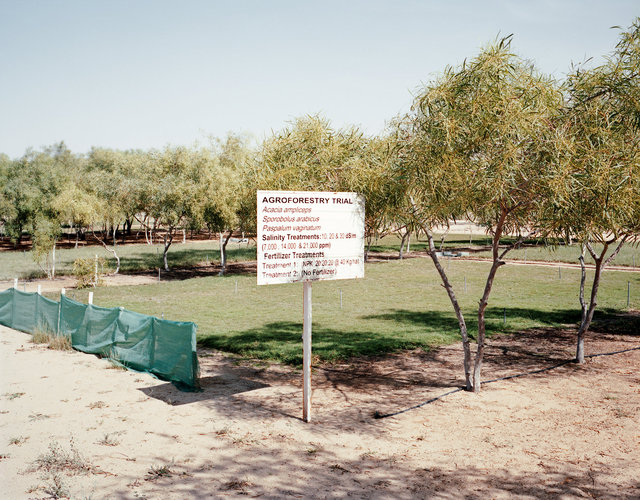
1, 318, 639, 499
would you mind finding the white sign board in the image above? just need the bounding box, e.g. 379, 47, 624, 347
257, 190, 365, 285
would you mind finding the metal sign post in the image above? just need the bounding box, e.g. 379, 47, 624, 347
302, 281, 312, 422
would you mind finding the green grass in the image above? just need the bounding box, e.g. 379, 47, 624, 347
0, 239, 256, 280
3, 233, 637, 282
67, 257, 640, 364
369, 233, 640, 268
475, 241, 640, 267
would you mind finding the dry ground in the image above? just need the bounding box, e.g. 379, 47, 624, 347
1, 321, 639, 499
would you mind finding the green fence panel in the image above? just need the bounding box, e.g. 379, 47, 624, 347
82, 303, 120, 355
152, 318, 199, 390
0, 289, 13, 328
36, 294, 60, 334
60, 294, 89, 347
113, 308, 154, 372
12, 289, 37, 333
3, 291, 199, 391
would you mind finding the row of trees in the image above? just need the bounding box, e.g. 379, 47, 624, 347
0, 136, 251, 274
1, 20, 639, 391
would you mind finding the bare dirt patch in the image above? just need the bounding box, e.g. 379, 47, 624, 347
1, 317, 639, 498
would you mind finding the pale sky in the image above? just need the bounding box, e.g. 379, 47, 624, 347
1, 0, 638, 158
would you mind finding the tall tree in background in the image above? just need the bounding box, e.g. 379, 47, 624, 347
256, 115, 394, 257
400, 37, 562, 391
0, 154, 17, 240
203, 133, 253, 275
149, 146, 212, 271
3, 143, 74, 277
86, 148, 147, 273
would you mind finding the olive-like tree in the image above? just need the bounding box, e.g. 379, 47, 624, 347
255, 115, 396, 257
203, 133, 253, 275
148, 146, 212, 271
546, 21, 640, 363
399, 37, 563, 392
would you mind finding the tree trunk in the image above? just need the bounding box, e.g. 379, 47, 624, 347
473, 210, 508, 392
93, 232, 120, 274
399, 230, 411, 260
426, 230, 472, 391
163, 230, 174, 272
51, 240, 56, 279
576, 254, 602, 364
219, 230, 234, 276
575, 238, 627, 363
112, 226, 121, 273
474, 258, 504, 392
364, 235, 373, 262
576, 246, 589, 363
439, 229, 449, 251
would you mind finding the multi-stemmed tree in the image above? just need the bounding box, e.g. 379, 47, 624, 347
544, 21, 640, 363
399, 37, 563, 391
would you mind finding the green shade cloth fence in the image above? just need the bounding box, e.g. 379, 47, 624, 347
0, 288, 199, 391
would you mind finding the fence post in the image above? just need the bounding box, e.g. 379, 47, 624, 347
13, 278, 18, 289
10, 284, 15, 329
88, 292, 94, 305
57, 288, 66, 336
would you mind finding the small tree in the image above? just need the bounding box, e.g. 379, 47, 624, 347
149, 147, 212, 271
400, 37, 562, 391
546, 21, 640, 363
31, 217, 61, 279
255, 115, 395, 259
52, 185, 99, 248
203, 133, 253, 275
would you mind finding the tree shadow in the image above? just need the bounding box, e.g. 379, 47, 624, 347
139, 376, 270, 406
106, 435, 640, 499
591, 308, 640, 336
198, 321, 435, 366
114, 246, 256, 276
365, 306, 581, 332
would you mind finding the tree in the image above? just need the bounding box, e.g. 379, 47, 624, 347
0, 154, 17, 240
399, 37, 562, 391
31, 216, 61, 279
52, 184, 100, 248
203, 133, 254, 275
545, 21, 640, 363
148, 146, 212, 271
255, 115, 395, 258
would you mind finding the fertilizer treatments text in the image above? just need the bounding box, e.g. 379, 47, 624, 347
257, 192, 364, 285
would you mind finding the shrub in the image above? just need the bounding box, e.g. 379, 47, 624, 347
48, 335, 72, 351
31, 329, 72, 351
72, 257, 107, 288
